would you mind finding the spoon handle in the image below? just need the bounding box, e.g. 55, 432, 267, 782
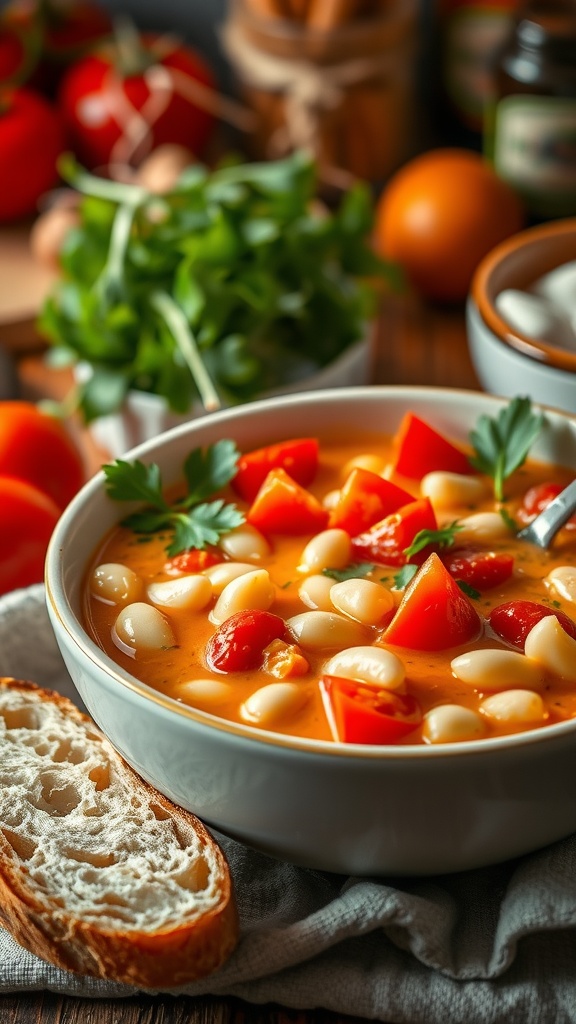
517, 478, 576, 549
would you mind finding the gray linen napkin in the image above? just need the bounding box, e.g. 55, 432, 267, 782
1, 585, 576, 1023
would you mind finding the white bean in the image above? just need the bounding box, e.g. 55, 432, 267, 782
286, 611, 370, 650
114, 602, 174, 652
330, 579, 395, 626
210, 569, 275, 625
420, 471, 487, 509
545, 566, 576, 604
219, 523, 271, 562
204, 561, 259, 595
524, 615, 576, 683
323, 645, 405, 691
455, 512, 510, 544
240, 682, 308, 727
176, 679, 232, 707
147, 574, 212, 611
480, 689, 547, 726
422, 704, 486, 744
342, 454, 388, 478
451, 649, 544, 691
322, 489, 341, 511
298, 573, 334, 611
90, 563, 143, 605
298, 528, 351, 573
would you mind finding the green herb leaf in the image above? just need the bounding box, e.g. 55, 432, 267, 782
322, 562, 376, 582
456, 580, 481, 601
40, 152, 396, 424
167, 501, 245, 556
499, 506, 519, 533
394, 564, 419, 589
403, 521, 463, 559
103, 442, 245, 555
103, 460, 167, 509
469, 397, 544, 501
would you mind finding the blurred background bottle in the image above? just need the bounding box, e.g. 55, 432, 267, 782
439, 0, 519, 135
485, 0, 576, 219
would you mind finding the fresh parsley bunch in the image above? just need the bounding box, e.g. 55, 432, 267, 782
38, 151, 393, 424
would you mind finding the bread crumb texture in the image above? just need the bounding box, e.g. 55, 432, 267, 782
0, 679, 238, 986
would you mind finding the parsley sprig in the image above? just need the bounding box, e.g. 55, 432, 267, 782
39, 151, 395, 424
103, 439, 245, 556
469, 396, 543, 502
403, 521, 463, 560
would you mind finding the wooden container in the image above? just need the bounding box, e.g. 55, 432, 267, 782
222, 0, 419, 185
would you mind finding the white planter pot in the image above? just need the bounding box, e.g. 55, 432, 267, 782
76, 330, 373, 458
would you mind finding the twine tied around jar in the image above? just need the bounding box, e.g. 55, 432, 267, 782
221, 14, 412, 187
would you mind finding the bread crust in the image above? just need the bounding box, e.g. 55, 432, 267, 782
0, 677, 239, 988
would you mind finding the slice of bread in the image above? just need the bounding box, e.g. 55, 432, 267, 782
0, 676, 239, 988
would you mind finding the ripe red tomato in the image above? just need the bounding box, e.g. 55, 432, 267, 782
0, 4, 42, 85
320, 675, 422, 745
247, 469, 329, 535
0, 87, 65, 221
443, 549, 514, 590
392, 412, 473, 479
206, 610, 287, 673
351, 497, 438, 567
328, 468, 413, 536
0, 476, 60, 595
0, 402, 85, 510
519, 481, 576, 529
488, 601, 576, 651
58, 31, 215, 170
384, 552, 482, 650
232, 438, 319, 504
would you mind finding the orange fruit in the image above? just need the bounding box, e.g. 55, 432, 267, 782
374, 148, 525, 304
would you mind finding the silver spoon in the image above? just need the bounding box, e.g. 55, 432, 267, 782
517, 479, 576, 549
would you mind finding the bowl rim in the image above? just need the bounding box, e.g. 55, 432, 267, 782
471, 217, 576, 374
45, 384, 576, 762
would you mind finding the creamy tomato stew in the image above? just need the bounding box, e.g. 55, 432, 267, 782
84, 404, 576, 746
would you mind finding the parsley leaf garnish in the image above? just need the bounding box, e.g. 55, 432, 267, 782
394, 564, 419, 589
322, 562, 376, 582
499, 506, 519, 533
456, 580, 481, 601
403, 521, 463, 559
468, 396, 544, 502
103, 439, 245, 556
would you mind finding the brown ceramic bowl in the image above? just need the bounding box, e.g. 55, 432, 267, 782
467, 218, 576, 411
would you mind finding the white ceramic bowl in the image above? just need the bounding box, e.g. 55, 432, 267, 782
45, 386, 576, 876
467, 218, 576, 413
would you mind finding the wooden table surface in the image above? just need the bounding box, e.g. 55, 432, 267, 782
5, 294, 480, 1024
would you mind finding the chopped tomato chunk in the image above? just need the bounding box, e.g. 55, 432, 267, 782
392, 412, 473, 479
488, 600, 576, 651
320, 675, 422, 744
328, 467, 413, 535
164, 548, 221, 575
383, 552, 482, 650
443, 549, 514, 590
519, 481, 576, 528
351, 497, 437, 566
205, 609, 287, 672
246, 468, 329, 535
232, 438, 319, 503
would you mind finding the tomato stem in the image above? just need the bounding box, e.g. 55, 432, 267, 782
150, 291, 221, 413
113, 16, 153, 77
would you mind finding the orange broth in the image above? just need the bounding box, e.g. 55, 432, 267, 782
83, 429, 576, 745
